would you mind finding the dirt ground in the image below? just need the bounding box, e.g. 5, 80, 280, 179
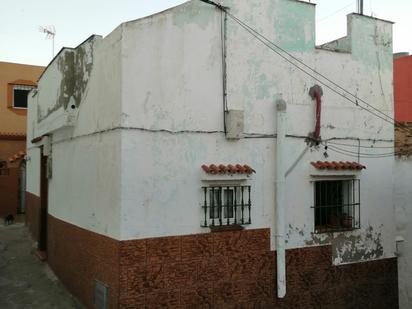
0, 222, 83, 308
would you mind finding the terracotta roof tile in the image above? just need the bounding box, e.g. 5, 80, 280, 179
310, 161, 366, 170
201, 164, 256, 175
0, 132, 26, 141
8, 150, 26, 163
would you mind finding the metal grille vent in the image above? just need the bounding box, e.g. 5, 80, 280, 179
94, 280, 108, 309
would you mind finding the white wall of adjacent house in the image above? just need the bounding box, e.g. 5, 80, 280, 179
27, 0, 396, 265
394, 158, 412, 309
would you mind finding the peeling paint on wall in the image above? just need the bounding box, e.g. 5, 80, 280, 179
333, 226, 384, 263
38, 39, 95, 122
287, 224, 384, 265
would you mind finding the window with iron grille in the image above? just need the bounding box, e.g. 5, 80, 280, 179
312, 179, 360, 233
201, 185, 251, 227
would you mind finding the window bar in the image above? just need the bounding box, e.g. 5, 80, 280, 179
314, 183, 317, 232
204, 187, 207, 227
241, 186, 245, 224
352, 179, 355, 228
350, 180, 353, 228
336, 181, 340, 230
234, 186, 237, 224
339, 182, 342, 229
322, 182, 325, 232
211, 187, 215, 226
352, 202, 355, 229
321, 182, 324, 232
219, 186, 223, 226
319, 183, 322, 232
226, 186, 230, 225
247, 186, 251, 224
358, 180, 361, 229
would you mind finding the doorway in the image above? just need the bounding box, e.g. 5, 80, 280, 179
38, 150, 48, 252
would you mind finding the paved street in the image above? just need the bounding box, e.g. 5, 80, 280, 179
0, 223, 83, 309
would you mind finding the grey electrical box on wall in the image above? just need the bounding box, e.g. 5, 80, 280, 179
225, 110, 244, 139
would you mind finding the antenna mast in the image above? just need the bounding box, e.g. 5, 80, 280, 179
39, 25, 56, 58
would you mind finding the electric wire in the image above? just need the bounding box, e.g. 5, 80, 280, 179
326, 140, 401, 149
326, 145, 398, 158
326, 144, 397, 157
317, 1, 356, 23
199, 0, 412, 158
199, 0, 412, 137
225, 11, 408, 131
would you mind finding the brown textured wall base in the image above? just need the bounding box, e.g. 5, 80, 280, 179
47, 215, 119, 309
46, 216, 398, 308
25, 192, 41, 241
119, 230, 398, 309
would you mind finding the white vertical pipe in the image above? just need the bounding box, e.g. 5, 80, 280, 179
276, 98, 287, 298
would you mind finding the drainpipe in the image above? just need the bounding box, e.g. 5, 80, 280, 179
313, 91, 322, 140
276, 98, 287, 298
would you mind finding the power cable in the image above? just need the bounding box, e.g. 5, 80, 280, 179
317, 2, 355, 23
326, 144, 397, 157
225, 11, 406, 130
326, 144, 399, 158
326, 140, 397, 149
199, 0, 412, 137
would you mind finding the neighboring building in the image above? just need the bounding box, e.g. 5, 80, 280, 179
0, 61, 44, 218
394, 53, 412, 309
26, 1, 398, 308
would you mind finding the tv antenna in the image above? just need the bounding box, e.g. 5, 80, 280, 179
39, 25, 56, 58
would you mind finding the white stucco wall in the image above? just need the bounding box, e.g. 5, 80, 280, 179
395, 158, 412, 309
120, 2, 223, 132
26, 148, 41, 196
117, 0, 395, 264
27, 26, 123, 238
27, 0, 396, 265
48, 130, 122, 238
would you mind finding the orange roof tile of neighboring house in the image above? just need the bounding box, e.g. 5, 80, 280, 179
9, 150, 26, 163
0, 132, 26, 140
201, 164, 256, 175
310, 161, 366, 170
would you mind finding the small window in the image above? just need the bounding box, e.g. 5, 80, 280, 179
202, 185, 251, 227
312, 179, 360, 233
13, 85, 34, 109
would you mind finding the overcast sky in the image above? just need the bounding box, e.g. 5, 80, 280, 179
1, 0, 411, 66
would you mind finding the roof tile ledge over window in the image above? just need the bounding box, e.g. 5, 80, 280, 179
310, 161, 365, 177
200, 164, 255, 182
